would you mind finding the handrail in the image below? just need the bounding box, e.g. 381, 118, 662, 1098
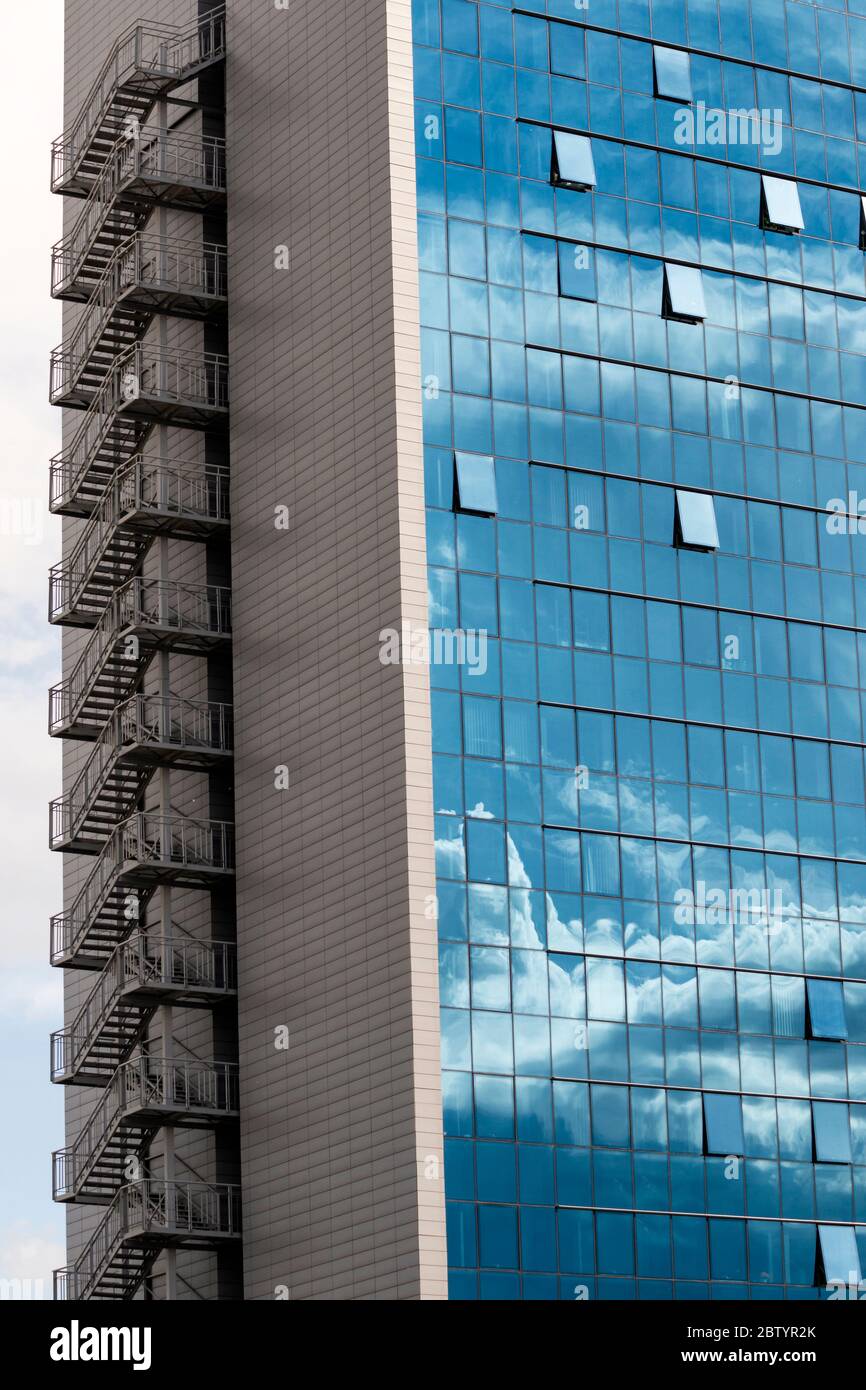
49, 368, 139, 514
52, 7, 227, 190
123, 812, 235, 873
51, 933, 237, 1082
50, 234, 227, 401
52, 1056, 239, 1199
125, 342, 229, 411
47, 362, 141, 514
131, 125, 226, 192
53, 1179, 241, 1300
50, 694, 233, 849
48, 345, 228, 515
52, 143, 132, 294
49, 458, 230, 619
52, 127, 227, 297
49, 706, 137, 849
49, 814, 235, 965
48, 576, 232, 734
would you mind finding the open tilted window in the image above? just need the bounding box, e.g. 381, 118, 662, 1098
817, 1225, 861, 1285
806, 978, 847, 1039
551, 130, 597, 190
761, 174, 804, 233
455, 452, 498, 514
674, 490, 719, 550
663, 263, 706, 321
653, 45, 692, 102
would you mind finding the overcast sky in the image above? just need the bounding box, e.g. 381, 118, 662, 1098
0, 0, 67, 1296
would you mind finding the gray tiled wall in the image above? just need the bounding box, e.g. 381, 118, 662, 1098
225, 0, 447, 1299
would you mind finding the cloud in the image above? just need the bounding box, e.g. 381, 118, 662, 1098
0, 1222, 65, 1300
0, 0, 67, 1263
0, 0, 64, 997
0, 682, 62, 973
0, 972, 62, 1023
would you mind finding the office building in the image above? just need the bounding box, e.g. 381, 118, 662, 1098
49, 0, 866, 1300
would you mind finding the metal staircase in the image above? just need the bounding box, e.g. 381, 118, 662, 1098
50, 695, 232, 853
53, 1059, 239, 1206
49, 459, 229, 625
53, 1180, 241, 1302
55, 932, 235, 1081
48, 576, 231, 739
51, 934, 237, 1085
50, 235, 227, 409
50, 813, 235, 971
52, 127, 227, 304
51, 8, 226, 197
49, 343, 228, 517
49, 6, 239, 1299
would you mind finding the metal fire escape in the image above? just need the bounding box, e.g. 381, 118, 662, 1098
48, 8, 239, 1302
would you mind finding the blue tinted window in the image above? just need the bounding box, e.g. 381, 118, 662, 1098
761, 175, 804, 233
552, 130, 597, 189
818, 1225, 861, 1285
421, 0, 866, 1302
455, 452, 498, 513
807, 979, 847, 1040
703, 1093, 745, 1156
549, 22, 585, 79
812, 1102, 852, 1164
558, 242, 597, 301
442, 0, 478, 57
653, 45, 692, 102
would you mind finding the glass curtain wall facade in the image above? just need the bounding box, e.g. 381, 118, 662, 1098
414, 0, 866, 1299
